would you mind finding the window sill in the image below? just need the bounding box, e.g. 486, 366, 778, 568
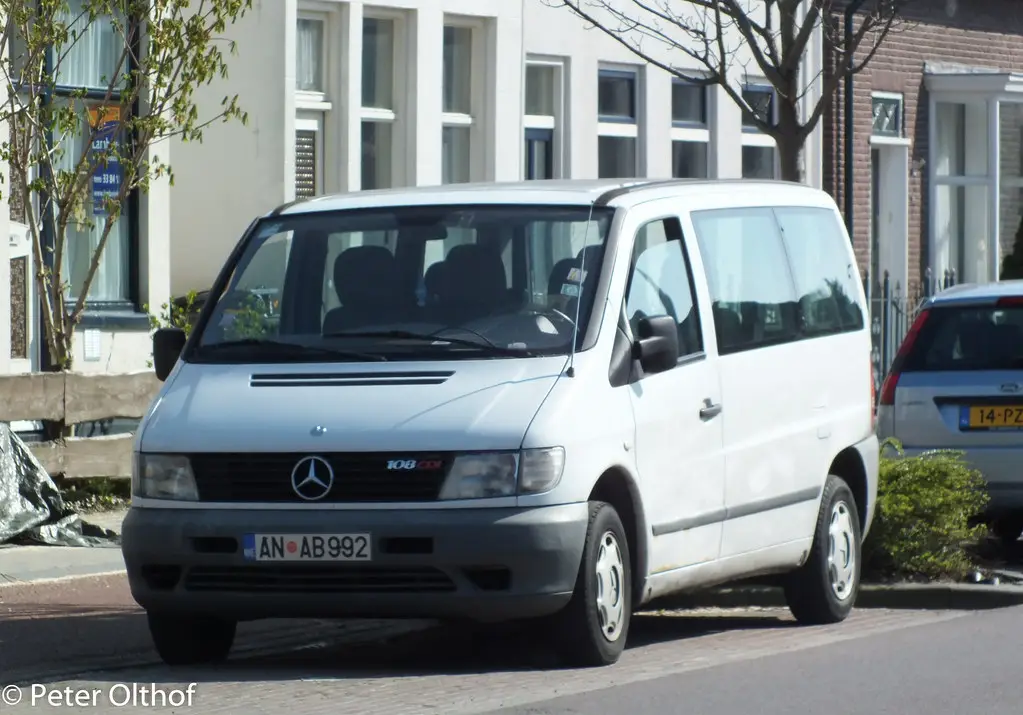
76, 305, 152, 331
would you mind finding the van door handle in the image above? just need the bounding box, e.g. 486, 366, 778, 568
699, 400, 722, 420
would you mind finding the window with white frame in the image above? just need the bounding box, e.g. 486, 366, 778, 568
295, 11, 332, 198
741, 83, 777, 179
442, 22, 479, 184
671, 79, 709, 178
524, 59, 564, 180
597, 68, 640, 179
361, 14, 405, 190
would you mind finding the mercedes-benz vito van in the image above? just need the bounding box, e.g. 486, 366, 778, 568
124, 179, 878, 668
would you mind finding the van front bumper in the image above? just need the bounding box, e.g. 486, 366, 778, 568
120, 503, 588, 623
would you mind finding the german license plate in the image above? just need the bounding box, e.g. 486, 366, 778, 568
242, 533, 371, 561
965, 405, 1023, 429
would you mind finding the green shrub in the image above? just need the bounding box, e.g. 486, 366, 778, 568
142, 290, 275, 367
143, 290, 201, 368
863, 439, 989, 582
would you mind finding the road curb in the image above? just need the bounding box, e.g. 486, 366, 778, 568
667, 582, 1023, 611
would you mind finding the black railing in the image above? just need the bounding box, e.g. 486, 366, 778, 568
866, 268, 957, 392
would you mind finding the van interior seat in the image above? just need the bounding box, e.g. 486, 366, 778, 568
713, 304, 744, 350
322, 245, 406, 333
989, 323, 1023, 364
547, 257, 578, 296
547, 246, 603, 320
435, 243, 509, 323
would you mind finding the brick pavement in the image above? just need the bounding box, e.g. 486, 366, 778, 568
0, 603, 973, 715
0, 573, 434, 686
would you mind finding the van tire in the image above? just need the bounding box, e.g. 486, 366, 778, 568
552, 501, 632, 667
783, 475, 862, 625
147, 612, 236, 666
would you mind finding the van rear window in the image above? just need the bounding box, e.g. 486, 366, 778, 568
903, 306, 1023, 372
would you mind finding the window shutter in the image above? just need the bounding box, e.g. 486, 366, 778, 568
9, 256, 27, 359
295, 129, 318, 198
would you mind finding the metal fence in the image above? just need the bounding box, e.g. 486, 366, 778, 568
867, 268, 958, 391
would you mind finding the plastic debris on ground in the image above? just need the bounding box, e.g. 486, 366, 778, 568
0, 423, 119, 547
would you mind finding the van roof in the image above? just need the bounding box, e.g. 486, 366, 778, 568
268, 178, 834, 216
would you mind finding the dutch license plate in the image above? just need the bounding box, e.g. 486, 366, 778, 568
242, 533, 371, 561
965, 405, 1023, 429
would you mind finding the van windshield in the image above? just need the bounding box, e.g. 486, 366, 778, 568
191, 204, 614, 362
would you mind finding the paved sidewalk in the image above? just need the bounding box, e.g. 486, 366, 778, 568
0, 509, 128, 585
0, 572, 434, 685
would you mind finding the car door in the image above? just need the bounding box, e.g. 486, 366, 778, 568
618, 211, 726, 574
688, 206, 820, 559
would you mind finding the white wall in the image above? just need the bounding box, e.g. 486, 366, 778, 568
522, 0, 823, 183
164, 0, 825, 296
167, 0, 525, 297
168, 0, 295, 297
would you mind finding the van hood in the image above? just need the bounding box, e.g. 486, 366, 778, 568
138, 357, 568, 454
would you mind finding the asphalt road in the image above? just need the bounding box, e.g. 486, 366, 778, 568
1, 573, 1019, 714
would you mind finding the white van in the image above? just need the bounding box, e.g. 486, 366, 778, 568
125, 179, 878, 668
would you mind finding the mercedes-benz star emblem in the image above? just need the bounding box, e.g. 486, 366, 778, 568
291, 456, 334, 501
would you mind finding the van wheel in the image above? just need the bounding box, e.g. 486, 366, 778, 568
552, 501, 632, 667
783, 475, 862, 625
147, 612, 236, 666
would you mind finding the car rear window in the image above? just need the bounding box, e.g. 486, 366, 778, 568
902, 306, 1023, 372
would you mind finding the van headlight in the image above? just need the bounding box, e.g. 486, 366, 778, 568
133, 453, 199, 501
438, 447, 565, 500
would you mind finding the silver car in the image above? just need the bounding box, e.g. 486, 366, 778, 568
876, 280, 1023, 544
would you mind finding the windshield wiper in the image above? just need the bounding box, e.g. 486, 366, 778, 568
323, 329, 534, 357
194, 338, 387, 361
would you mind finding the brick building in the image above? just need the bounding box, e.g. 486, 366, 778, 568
825, 0, 1023, 299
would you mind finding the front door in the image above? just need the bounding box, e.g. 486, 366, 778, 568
619, 211, 726, 574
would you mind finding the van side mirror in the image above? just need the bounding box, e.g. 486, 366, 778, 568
633, 315, 679, 375
153, 327, 187, 382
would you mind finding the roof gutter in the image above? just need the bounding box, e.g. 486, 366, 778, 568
843, 0, 867, 238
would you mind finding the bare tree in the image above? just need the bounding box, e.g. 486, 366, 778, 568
548, 0, 903, 182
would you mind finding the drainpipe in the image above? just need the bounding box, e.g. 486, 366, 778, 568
843, 0, 867, 238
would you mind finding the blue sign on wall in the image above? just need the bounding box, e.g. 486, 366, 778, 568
89, 106, 122, 216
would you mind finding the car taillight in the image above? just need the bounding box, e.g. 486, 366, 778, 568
879, 308, 930, 406
997, 296, 1023, 307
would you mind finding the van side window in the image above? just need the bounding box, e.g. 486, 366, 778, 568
773, 207, 865, 335
624, 218, 703, 358
690, 207, 799, 354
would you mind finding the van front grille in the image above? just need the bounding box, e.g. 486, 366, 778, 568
188, 452, 451, 503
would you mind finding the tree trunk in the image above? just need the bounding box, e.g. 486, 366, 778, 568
41, 319, 75, 444
775, 100, 805, 183
777, 139, 803, 183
